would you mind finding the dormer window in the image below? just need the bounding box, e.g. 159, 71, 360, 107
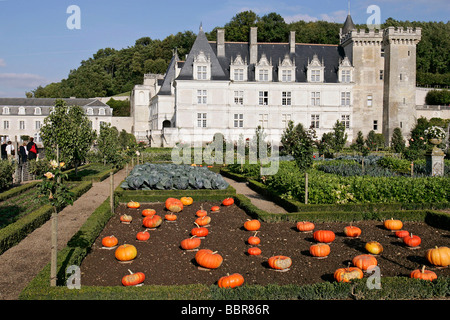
34, 107, 42, 115
3, 107, 9, 115
193, 51, 211, 80
255, 54, 273, 82
338, 56, 354, 83
86, 107, 93, 115
278, 55, 295, 82
307, 54, 324, 83
18, 107, 26, 115
230, 54, 248, 81
99, 108, 106, 116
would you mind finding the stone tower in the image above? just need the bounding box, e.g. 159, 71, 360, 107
382, 26, 422, 144
340, 15, 385, 139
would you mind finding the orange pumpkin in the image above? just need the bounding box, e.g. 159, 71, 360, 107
268, 255, 292, 270
196, 207, 208, 217
217, 273, 244, 288
403, 233, 421, 248
195, 216, 211, 226
143, 215, 162, 228
244, 219, 261, 231
426, 246, 450, 267
102, 235, 118, 248
313, 230, 335, 243
222, 198, 234, 206
383, 218, 403, 231
195, 249, 223, 269
352, 254, 377, 271
210, 205, 220, 212
191, 225, 209, 237
247, 247, 262, 256
142, 208, 156, 217
344, 225, 362, 238
165, 213, 177, 221
136, 230, 150, 241
180, 236, 201, 250
127, 201, 140, 209
410, 266, 437, 281
115, 244, 137, 262
296, 221, 315, 232
334, 264, 364, 283
247, 232, 260, 245
180, 196, 193, 206
395, 230, 409, 238
122, 270, 145, 286
165, 198, 183, 213
365, 241, 384, 255
120, 214, 132, 224
309, 243, 331, 258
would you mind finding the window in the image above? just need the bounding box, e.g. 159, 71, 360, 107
258, 114, 268, 128
259, 91, 268, 105
34, 107, 42, 115
234, 114, 244, 128
234, 91, 243, 105
18, 107, 25, 115
341, 70, 351, 83
379, 70, 384, 80
311, 70, 321, 82
35, 121, 41, 130
373, 120, 378, 131
87, 108, 93, 115
197, 90, 207, 104
281, 70, 292, 82
234, 68, 244, 81
341, 92, 351, 106
19, 121, 25, 130
197, 113, 207, 128
341, 115, 350, 129
197, 66, 207, 80
311, 92, 320, 106
3, 107, 9, 115
311, 114, 320, 129
282, 92, 291, 106
281, 114, 291, 128
99, 108, 106, 116
3, 121, 9, 129
367, 95, 373, 107
258, 69, 269, 81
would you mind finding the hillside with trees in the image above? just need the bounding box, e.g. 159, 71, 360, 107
28, 11, 450, 99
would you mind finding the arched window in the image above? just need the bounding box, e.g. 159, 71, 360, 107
18, 107, 26, 115
98, 108, 106, 115
86, 107, 93, 115
34, 107, 42, 115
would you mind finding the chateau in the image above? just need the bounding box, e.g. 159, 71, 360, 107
131, 14, 447, 148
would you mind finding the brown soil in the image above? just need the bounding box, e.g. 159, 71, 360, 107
80, 201, 450, 287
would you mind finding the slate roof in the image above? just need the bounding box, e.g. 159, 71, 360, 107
0, 98, 109, 107
342, 14, 357, 35
174, 27, 346, 84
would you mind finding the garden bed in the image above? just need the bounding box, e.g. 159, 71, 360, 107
79, 201, 450, 288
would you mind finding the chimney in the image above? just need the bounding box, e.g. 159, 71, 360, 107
290, 31, 296, 54
250, 27, 258, 64
217, 29, 225, 57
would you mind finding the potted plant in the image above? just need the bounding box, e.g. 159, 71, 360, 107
424, 126, 446, 145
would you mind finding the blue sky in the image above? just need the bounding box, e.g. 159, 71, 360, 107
0, 0, 448, 97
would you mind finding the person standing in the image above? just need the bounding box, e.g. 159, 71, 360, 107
27, 137, 38, 160
5, 141, 15, 161
19, 142, 28, 164
1, 141, 7, 160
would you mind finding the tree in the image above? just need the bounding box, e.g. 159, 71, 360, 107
97, 122, 124, 167
391, 127, 406, 153
224, 11, 259, 42
257, 12, 289, 42
40, 99, 96, 174
282, 123, 314, 171
280, 120, 296, 156
331, 120, 348, 152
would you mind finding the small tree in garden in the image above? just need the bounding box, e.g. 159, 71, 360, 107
280, 120, 296, 156
38, 155, 74, 286
391, 127, 406, 153
331, 120, 347, 153
351, 131, 369, 156
315, 132, 334, 158
97, 122, 124, 167
291, 123, 315, 171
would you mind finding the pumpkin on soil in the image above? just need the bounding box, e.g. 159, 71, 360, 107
247, 232, 260, 245
309, 243, 331, 258
395, 230, 409, 238
247, 247, 262, 256
210, 205, 220, 212
365, 241, 383, 255
195, 249, 223, 269
195, 216, 211, 226
102, 235, 118, 248
313, 230, 335, 243
218, 273, 244, 288
180, 197, 193, 206
122, 270, 145, 286
403, 233, 421, 248
344, 225, 362, 238
115, 244, 137, 262
244, 219, 261, 231
222, 198, 234, 206
119, 214, 132, 224
165, 198, 183, 213
143, 215, 162, 228
191, 224, 209, 237
334, 264, 364, 283
352, 254, 378, 271
142, 209, 156, 217
426, 246, 450, 267
268, 255, 292, 270
165, 213, 177, 221
136, 230, 150, 241
127, 201, 140, 209
410, 266, 437, 281
180, 236, 201, 250
383, 218, 403, 231
196, 207, 208, 217
296, 221, 315, 232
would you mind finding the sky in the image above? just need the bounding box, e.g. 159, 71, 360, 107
0, 0, 448, 98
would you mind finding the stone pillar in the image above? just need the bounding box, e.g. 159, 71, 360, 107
425, 141, 445, 176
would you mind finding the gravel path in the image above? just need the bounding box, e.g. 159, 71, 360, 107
0, 169, 128, 300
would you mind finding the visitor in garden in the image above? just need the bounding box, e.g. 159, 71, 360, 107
0, 141, 6, 160
19, 142, 28, 164
5, 141, 15, 161
27, 137, 38, 160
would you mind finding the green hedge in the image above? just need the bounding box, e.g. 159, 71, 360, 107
0, 181, 39, 203
0, 181, 92, 255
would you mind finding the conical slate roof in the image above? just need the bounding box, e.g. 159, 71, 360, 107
342, 14, 356, 34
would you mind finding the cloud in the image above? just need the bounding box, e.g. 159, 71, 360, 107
284, 10, 348, 24
0, 59, 5, 67
284, 13, 318, 23
0, 73, 48, 89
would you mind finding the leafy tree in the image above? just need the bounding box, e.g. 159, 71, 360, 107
97, 123, 124, 167
351, 131, 366, 153
316, 132, 334, 158
40, 99, 96, 174
280, 120, 296, 156
391, 127, 406, 153
287, 123, 314, 171
425, 89, 450, 105
257, 12, 289, 42
331, 120, 347, 152
223, 10, 258, 42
